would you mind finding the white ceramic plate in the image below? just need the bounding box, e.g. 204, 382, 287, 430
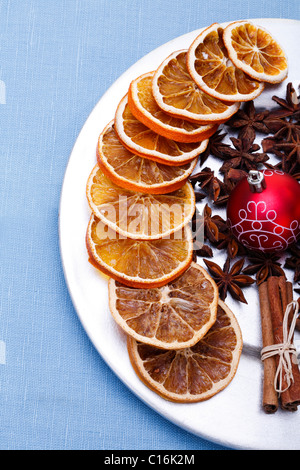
59, 19, 300, 450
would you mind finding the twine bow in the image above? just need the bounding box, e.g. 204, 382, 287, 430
261, 301, 299, 394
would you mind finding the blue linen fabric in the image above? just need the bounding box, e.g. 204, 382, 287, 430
0, 0, 299, 451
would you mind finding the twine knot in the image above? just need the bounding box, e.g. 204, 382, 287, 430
261, 301, 299, 394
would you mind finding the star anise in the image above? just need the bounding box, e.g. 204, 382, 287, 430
193, 243, 213, 260
271, 82, 300, 119
274, 133, 300, 164
262, 136, 284, 157
214, 222, 248, 259
204, 257, 255, 303
263, 133, 300, 164
193, 190, 206, 202
284, 244, 300, 283
226, 100, 270, 141
192, 203, 225, 244
218, 136, 269, 173
199, 130, 231, 166
242, 251, 285, 285
223, 168, 248, 193
264, 116, 300, 141
200, 207, 246, 258
189, 167, 226, 203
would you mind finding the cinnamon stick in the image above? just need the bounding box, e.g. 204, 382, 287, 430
286, 282, 300, 331
258, 281, 278, 413
267, 276, 300, 411
297, 298, 300, 332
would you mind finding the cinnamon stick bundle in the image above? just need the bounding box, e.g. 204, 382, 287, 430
268, 277, 300, 411
259, 276, 300, 413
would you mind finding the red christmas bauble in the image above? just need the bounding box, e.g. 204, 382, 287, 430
227, 169, 300, 253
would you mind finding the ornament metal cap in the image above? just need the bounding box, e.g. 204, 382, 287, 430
247, 170, 266, 193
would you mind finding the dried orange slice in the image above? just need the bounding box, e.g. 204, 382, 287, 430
97, 121, 198, 194
114, 94, 209, 166
128, 71, 219, 142
86, 165, 195, 240
86, 214, 193, 288
187, 23, 265, 102
127, 299, 243, 402
223, 21, 288, 84
108, 262, 219, 350
152, 50, 240, 124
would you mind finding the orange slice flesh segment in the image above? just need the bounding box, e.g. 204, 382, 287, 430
223, 21, 288, 84
152, 50, 240, 124
97, 121, 198, 194
108, 262, 219, 350
128, 71, 219, 142
187, 23, 265, 102
127, 298, 243, 402
86, 214, 194, 288
86, 165, 195, 240
114, 94, 209, 166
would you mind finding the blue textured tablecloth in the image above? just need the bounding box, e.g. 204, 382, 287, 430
1, 0, 300, 451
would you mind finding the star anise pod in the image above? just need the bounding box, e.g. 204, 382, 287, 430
215, 223, 248, 259
223, 168, 248, 193
274, 133, 300, 164
284, 244, 300, 283
193, 190, 207, 202
226, 100, 270, 141
192, 203, 224, 244
204, 257, 255, 303
218, 136, 269, 173
189, 167, 226, 203
262, 136, 285, 157
264, 116, 300, 141
271, 82, 300, 119
242, 251, 285, 285
211, 183, 231, 207
199, 130, 231, 166
193, 243, 213, 260
263, 133, 300, 164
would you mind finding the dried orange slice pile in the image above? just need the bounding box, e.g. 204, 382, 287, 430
83, 19, 285, 403
127, 298, 243, 402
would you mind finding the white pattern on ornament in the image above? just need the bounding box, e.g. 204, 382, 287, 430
228, 199, 300, 252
